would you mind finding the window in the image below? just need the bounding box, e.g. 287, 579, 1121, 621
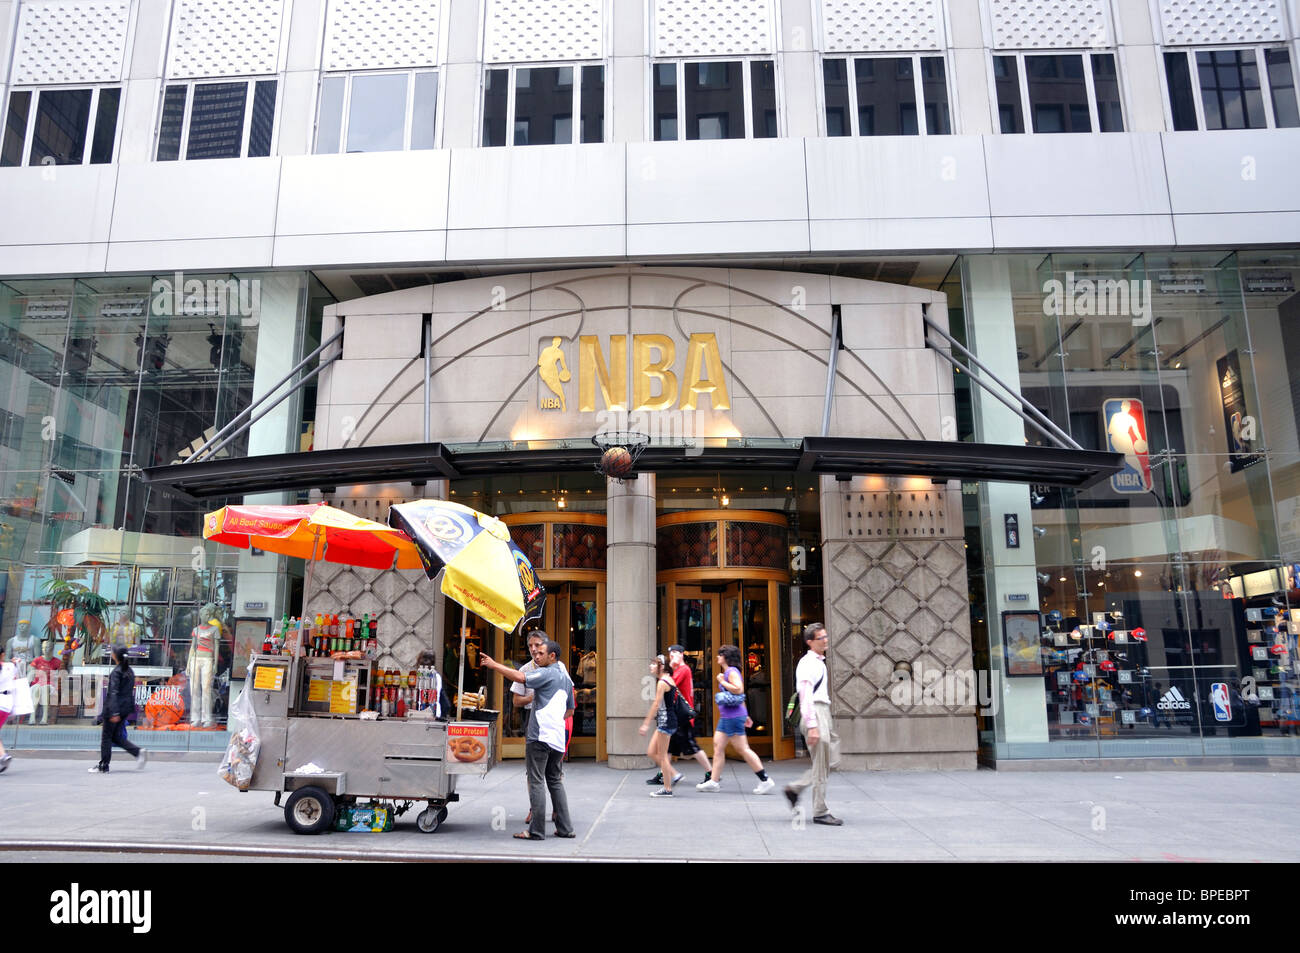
1162, 47, 1298, 130
1, 86, 121, 166
991, 53, 1124, 133
481, 64, 604, 147
822, 55, 950, 136
156, 79, 278, 160
315, 70, 439, 154
653, 59, 778, 141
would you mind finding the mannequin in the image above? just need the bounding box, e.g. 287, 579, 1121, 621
5, 620, 38, 676
187, 603, 221, 728
30, 639, 61, 724
109, 611, 142, 652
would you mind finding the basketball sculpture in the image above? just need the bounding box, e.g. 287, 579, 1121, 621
600, 446, 633, 478
593, 431, 648, 482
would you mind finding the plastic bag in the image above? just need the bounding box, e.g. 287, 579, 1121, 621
218, 684, 260, 791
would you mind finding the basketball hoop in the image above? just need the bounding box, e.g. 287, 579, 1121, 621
592, 431, 650, 482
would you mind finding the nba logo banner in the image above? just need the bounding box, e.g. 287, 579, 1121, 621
1209, 682, 1231, 722
1104, 398, 1153, 493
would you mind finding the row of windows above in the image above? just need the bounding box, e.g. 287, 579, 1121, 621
3, 48, 1297, 167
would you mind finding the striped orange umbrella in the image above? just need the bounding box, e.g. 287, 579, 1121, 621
203, 503, 422, 570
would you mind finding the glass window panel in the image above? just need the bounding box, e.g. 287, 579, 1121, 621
823, 58, 850, 136
855, 56, 916, 136
1091, 54, 1124, 132
653, 62, 677, 141
1265, 50, 1299, 127
514, 67, 570, 145
89, 87, 120, 163
248, 80, 276, 157
750, 60, 777, 138
580, 65, 604, 143
1026, 54, 1090, 132
993, 55, 1024, 133
156, 84, 187, 160
411, 71, 438, 148
30, 88, 93, 165
2, 90, 31, 166
920, 56, 951, 133
346, 73, 406, 153
315, 76, 345, 153
482, 68, 508, 146
685, 60, 744, 140
1165, 52, 1198, 130
186, 82, 248, 159
1197, 50, 1267, 130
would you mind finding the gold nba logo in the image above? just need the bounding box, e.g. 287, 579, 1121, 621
538, 337, 570, 411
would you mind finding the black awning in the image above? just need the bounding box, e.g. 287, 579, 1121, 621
140, 437, 1123, 500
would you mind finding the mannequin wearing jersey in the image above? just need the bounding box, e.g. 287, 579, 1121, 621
5, 620, 38, 676
187, 603, 221, 727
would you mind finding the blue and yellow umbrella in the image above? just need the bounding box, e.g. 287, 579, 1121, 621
389, 501, 546, 717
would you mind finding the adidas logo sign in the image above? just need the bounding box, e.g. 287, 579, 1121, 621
1157, 686, 1192, 711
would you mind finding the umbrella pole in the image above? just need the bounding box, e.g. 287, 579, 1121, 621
456, 604, 467, 721
299, 527, 322, 656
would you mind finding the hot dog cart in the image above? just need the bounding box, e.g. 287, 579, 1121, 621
239, 651, 497, 834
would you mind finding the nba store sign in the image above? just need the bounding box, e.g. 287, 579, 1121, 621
1104, 398, 1153, 494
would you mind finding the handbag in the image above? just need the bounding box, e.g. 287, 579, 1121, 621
672, 685, 695, 723
784, 669, 825, 733
715, 690, 746, 707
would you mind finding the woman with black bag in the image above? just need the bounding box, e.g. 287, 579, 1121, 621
639, 654, 682, 798
90, 645, 148, 773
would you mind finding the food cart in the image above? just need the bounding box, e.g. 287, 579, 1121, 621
206, 502, 543, 835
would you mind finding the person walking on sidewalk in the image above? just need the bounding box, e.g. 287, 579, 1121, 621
0, 646, 16, 773
481, 638, 576, 841
785, 623, 841, 825
640, 654, 682, 797
90, 645, 148, 774
647, 644, 712, 787
697, 644, 774, 795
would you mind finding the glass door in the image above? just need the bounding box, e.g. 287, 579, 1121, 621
563, 584, 600, 758
672, 587, 720, 741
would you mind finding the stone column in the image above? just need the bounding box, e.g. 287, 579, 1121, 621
820, 474, 978, 769
605, 472, 657, 769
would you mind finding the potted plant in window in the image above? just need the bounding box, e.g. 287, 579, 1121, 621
42, 578, 110, 663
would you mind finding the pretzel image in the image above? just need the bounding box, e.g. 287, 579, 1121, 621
448, 736, 486, 761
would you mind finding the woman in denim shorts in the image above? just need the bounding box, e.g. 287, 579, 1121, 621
639, 655, 681, 797
696, 644, 774, 795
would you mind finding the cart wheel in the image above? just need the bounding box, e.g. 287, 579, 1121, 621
416, 807, 441, 833
284, 786, 335, 835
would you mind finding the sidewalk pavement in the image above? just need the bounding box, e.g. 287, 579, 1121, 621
0, 755, 1296, 862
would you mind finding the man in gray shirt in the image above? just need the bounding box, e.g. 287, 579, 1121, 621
482, 636, 576, 841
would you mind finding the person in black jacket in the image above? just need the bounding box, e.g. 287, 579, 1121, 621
90, 645, 148, 773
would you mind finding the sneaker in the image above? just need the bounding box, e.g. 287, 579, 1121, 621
753, 777, 776, 795
88, 764, 108, 773
0, 754, 12, 773
671, 772, 684, 786
784, 785, 800, 809
650, 788, 674, 798
696, 779, 721, 792
136, 750, 149, 771
645, 772, 664, 786
813, 813, 843, 826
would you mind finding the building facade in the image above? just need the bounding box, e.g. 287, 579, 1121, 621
1, 0, 1298, 767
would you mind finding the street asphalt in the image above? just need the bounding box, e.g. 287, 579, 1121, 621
0, 755, 1296, 862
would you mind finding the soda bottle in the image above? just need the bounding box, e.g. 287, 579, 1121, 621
345, 616, 355, 651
